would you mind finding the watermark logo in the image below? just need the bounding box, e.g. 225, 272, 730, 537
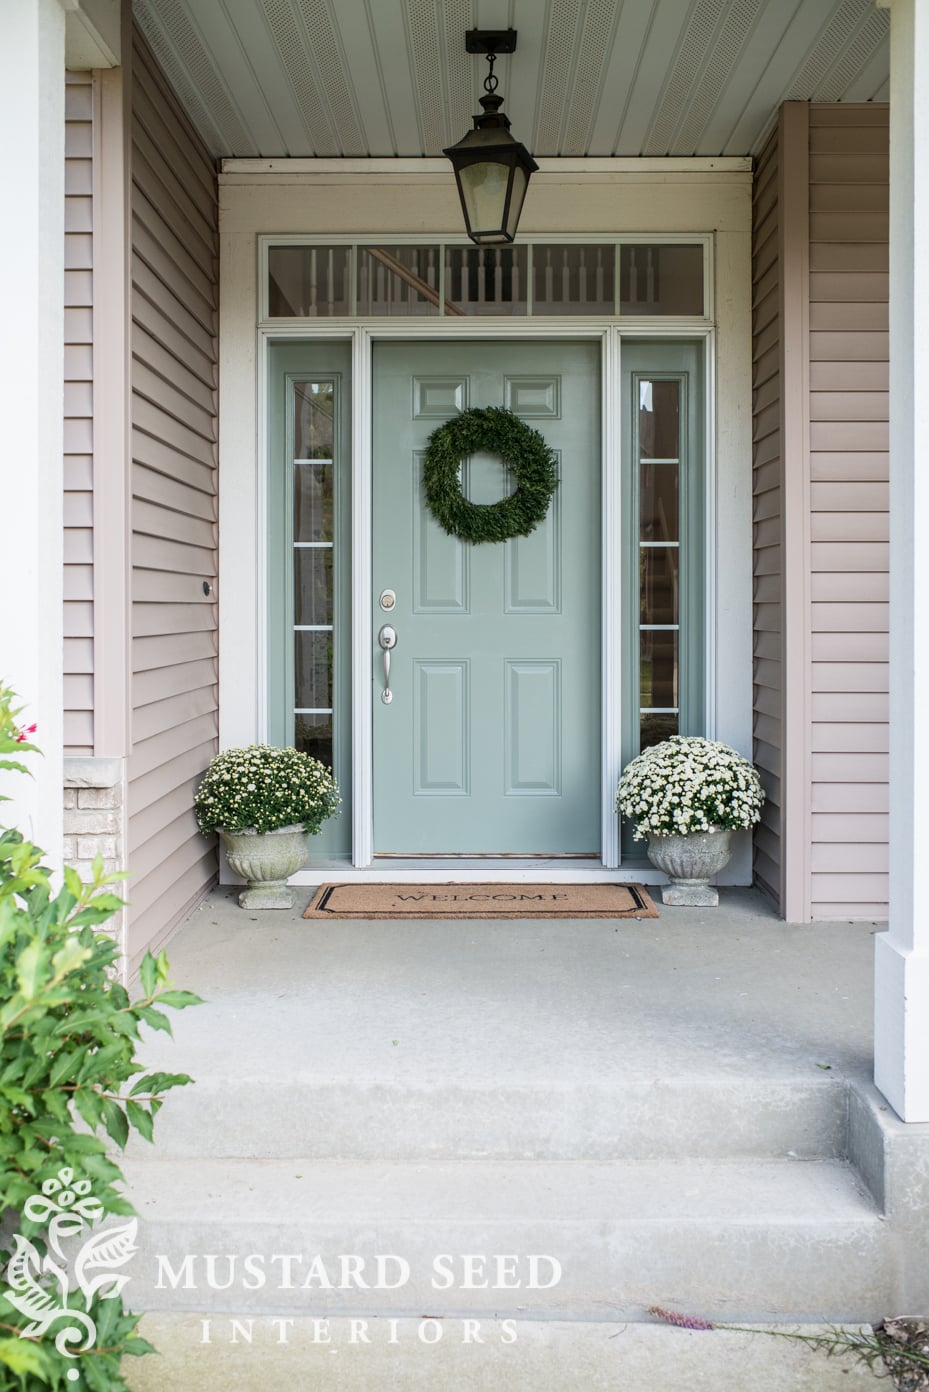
2, 1167, 137, 1382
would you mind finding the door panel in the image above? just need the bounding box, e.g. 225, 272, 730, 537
372, 341, 600, 854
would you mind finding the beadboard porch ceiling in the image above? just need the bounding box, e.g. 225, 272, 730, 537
131, 0, 889, 162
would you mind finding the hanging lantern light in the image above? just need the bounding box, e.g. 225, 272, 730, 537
443, 30, 538, 246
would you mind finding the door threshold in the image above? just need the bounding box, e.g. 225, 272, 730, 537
288, 862, 662, 886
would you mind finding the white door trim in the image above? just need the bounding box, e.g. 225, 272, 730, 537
352, 328, 374, 867
601, 327, 622, 868
257, 317, 715, 877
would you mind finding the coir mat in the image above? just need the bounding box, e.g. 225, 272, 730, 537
303, 882, 658, 919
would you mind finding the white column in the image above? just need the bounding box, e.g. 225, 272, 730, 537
875, 0, 929, 1122
0, 1, 67, 857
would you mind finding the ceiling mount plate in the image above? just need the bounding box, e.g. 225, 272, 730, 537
465, 29, 517, 55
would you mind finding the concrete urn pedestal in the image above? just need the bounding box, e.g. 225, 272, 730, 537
646, 826, 732, 907
219, 825, 309, 909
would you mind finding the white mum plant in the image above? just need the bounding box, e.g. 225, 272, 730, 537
194, 744, 340, 836
616, 735, 765, 841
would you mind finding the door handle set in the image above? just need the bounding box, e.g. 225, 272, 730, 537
378, 624, 397, 704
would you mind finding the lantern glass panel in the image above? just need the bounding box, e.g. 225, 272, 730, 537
459, 160, 511, 241
502, 165, 528, 241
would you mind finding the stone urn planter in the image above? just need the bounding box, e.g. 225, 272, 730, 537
219, 825, 309, 910
194, 744, 341, 911
615, 736, 765, 910
646, 826, 732, 907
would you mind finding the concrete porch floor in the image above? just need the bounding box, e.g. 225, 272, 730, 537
122, 886, 915, 1390
151, 884, 878, 1095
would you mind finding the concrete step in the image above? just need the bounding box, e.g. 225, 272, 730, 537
130, 1075, 850, 1163
122, 1155, 891, 1323
125, 1315, 886, 1391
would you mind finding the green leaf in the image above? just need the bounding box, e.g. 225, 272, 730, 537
52, 885, 78, 920
51, 937, 92, 980
129, 1070, 194, 1097
68, 901, 124, 928
73, 1088, 104, 1131
139, 951, 158, 1000
136, 1004, 173, 1035
0, 1336, 48, 1375
52, 1010, 107, 1036
79, 1152, 125, 1185
0, 1086, 34, 1113
49, 1046, 85, 1088
108, 1012, 141, 1039
53, 1130, 106, 1155
63, 865, 84, 899
93, 1288, 120, 1342
77, 1044, 126, 1084
102, 1098, 129, 1149
124, 1335, 159, 1356
15, 940, 45, 999
126, 1099, 154, 1142
44, 1089, 72, 1121
154, 989, 205, 1010
0, 757, 32, 777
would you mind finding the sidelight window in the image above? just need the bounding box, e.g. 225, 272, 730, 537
292, 380, 336, 771
637, 378, 682, 750
268, 342, 353, 861
621, 341, 705, 807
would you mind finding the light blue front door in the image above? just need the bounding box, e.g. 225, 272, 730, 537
372, 341, 601, 855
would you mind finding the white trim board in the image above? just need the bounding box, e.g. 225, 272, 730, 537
287, 866, 670, 886
223, 157, 752, 177
252, 319, 724, 878
218, 179, 753, 884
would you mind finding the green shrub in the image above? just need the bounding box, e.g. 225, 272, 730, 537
0, 684, 203, 1389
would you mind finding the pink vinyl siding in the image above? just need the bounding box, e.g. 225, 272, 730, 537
127, 27, 219, 965
808, 103, 888, 918
751, 128, 782, 904
751, 102, 889, 921
64, 71, 94, 756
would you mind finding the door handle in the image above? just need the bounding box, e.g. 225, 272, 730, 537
378, 624, 397, 704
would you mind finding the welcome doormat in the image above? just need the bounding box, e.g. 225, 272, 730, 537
303, 882, 658, 919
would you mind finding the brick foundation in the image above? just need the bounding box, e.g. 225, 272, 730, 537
62, 757, 125, 879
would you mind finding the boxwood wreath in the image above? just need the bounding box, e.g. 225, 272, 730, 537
423, 406, 558, 544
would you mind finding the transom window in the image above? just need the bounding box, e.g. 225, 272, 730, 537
266, 241, 706, 319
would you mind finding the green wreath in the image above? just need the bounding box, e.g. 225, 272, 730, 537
423, 406, 559, 545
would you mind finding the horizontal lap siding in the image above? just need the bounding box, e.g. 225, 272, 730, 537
129, 28, 219, 965
64, 72, 94, 755
752, 130, 782, 904
808, 105, 889, 919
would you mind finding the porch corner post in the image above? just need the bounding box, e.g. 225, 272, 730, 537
875, 0, 929, 1122
0, 0, 67, 858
